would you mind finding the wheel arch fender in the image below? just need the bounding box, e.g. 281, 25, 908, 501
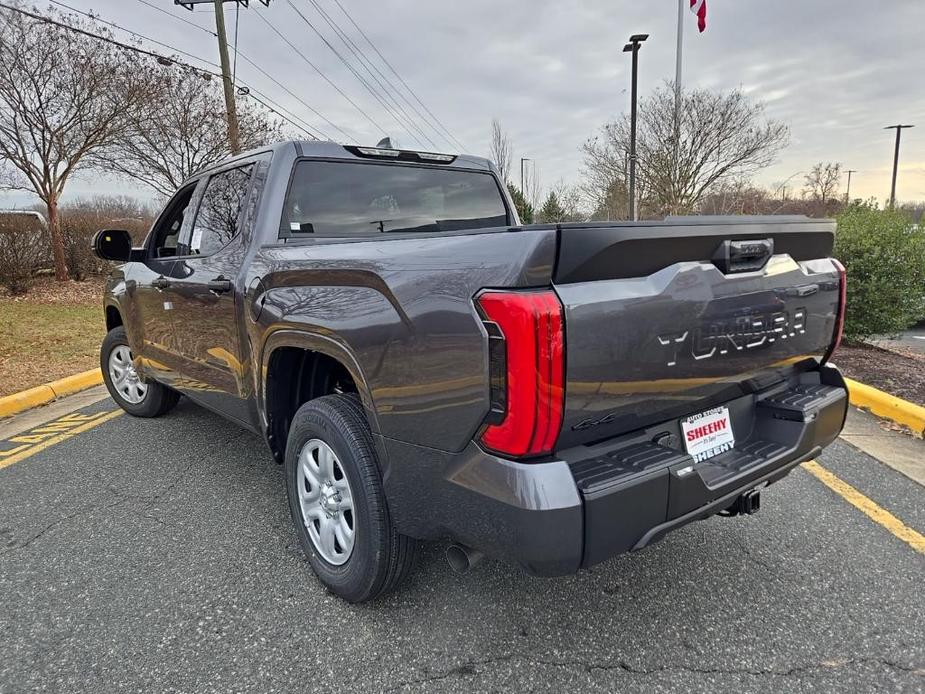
258, 328, 380, 435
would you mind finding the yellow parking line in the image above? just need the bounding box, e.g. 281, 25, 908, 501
802, 460, 925, 554
0, 410, 123, 471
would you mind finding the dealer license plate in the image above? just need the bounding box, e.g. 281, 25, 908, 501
681, 406, 735, 462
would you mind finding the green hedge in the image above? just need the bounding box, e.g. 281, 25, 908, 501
834, 202, 925, 341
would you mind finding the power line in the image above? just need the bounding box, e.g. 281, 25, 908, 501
48, 0, 343, 141
286, 0, 427, 148
328, 0, 467, 152
0, 1, 320, 140
134, 0, 359, 141
253, 11, 388, 138
311, 0, 459, 150
137, 0, 216, 36
135, 0, 442, 149
313, 0, 453, 150
304, 0, 439, 149
233, 49, 349, 140
49, 0, 222, 70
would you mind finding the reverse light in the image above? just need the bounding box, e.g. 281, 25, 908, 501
476, 290, 565, 458
822, 259, 846, 364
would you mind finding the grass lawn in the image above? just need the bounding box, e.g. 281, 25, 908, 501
0, 279, 106, 397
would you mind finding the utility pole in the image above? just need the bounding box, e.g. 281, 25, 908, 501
884, 124, 914, 208
176, 1, 273, 154
623, 34, 648, 221
213, 0, 240, 153
844, 169, 857, 203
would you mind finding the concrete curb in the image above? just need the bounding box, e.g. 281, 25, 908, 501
845, 377, 925, 439
0, 369, 103, 418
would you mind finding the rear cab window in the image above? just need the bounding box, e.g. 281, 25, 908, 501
280, 160, 509, 237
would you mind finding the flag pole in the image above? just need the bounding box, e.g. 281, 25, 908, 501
673, 0, 684, 214
675, 0, 684, 106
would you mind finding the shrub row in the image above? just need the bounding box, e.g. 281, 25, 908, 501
834, 202, 925, 341
0, 197, 154, 294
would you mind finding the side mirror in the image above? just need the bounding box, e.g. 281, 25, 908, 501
92, 229, 133, 262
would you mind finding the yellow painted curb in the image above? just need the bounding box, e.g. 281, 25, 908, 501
0, 368, 103, 418
845, 377, 925, 439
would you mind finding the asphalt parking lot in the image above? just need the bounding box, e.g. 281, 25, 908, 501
1, 392, 923, 693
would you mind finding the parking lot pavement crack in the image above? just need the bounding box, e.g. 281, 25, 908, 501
587, 656, 924, 679
0, 496, 131, 559
0, 432, 251, 558
733, 534, 783, 583
383, 656, 517, 691
382, 654, 922, 689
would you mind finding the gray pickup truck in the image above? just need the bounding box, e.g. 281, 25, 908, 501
93, 140, 848, 602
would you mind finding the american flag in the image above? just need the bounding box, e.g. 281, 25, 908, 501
690, 0, 707, 32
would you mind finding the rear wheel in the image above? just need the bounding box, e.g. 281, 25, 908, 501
101, 326, 179, 417
285, 393, 419, 602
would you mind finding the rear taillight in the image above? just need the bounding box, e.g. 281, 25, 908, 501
475, 290, 565, 458
822, 259, 846, 364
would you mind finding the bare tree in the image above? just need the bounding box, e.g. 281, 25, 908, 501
698, 178, 772, 215
103, 67, 286, 197
549, 179, 586, 222
803, 162, 841, 204
488, 119, 513, 184
582, 83, 789, 217
0, 3, 156, 280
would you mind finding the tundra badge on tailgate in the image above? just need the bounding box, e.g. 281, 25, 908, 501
656, 307, 806, 367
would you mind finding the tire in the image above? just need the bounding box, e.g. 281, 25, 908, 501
101, 326, 180, 417
285, 393, 419, 603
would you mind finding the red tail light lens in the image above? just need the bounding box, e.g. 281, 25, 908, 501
476, 290, 565, 458
823, 259, 846, 364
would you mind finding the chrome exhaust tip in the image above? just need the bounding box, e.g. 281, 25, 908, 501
445, 543, 484, 574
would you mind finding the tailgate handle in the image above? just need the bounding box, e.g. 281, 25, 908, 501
713, 238, 774, 274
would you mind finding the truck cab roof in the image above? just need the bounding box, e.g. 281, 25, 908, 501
195, 140, 494, 180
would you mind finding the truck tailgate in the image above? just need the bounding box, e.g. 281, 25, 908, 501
552, 217, 840, 449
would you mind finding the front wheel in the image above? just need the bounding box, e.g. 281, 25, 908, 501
101, 326, 179, 417
285, 394, 419, 602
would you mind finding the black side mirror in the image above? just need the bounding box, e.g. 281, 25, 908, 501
92, 229, 133, 262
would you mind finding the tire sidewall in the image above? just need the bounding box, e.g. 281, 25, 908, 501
285, 398, 387, 602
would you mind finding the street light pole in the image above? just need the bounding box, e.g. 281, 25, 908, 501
884, 124, 914, 208
623, 34, 648, 221
520, 157, 531, 197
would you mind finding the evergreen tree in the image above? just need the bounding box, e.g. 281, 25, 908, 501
507, 183, 534, 224
539, 192, 567, 223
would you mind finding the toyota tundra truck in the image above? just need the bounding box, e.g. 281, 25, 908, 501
93, 140, 849, 602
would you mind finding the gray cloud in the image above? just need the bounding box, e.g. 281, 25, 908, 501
3, 0, 923, 205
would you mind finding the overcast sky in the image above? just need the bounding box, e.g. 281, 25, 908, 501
3, 0, 924, 208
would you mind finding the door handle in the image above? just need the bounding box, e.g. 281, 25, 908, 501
208, 276, 233, 294
152, 276, 170, 290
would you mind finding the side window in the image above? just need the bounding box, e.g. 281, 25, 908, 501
147, 184, 196, 259
186, 164, 254, 256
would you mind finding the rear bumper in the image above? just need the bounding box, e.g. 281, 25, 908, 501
378, 365, 848, 576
